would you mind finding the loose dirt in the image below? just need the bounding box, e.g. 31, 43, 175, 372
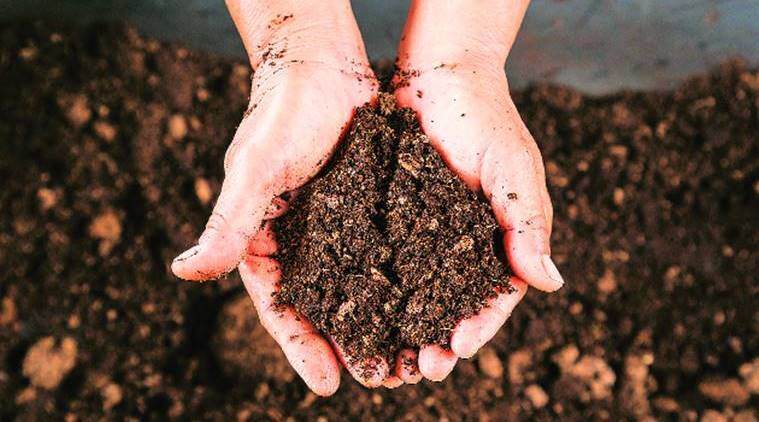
0, 21, 756, 421
275, 93, 512, 366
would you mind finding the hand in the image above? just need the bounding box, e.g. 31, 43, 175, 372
171, 0, 380, 395
387, 0, 564, 382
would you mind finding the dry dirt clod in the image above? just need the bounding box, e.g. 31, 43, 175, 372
508, 349, 533, 385
36, 187, 60, 211
733, 410, 759, 422
524, 384, 549, 408
698, 378, 749, 406
0, 297, 17, 326
552, 345, 580, 371
89, 210, 122, 242
700, 410, 728, 422
552, 346, 616, 402
89, 209, 122, 255
477, 347, 503, 379
194, 177, 213, 205
569, 356, 616, 400
64, 94, 91, 127
653, 396, 680, 413
93, 120, 118, 142
597, 268, 617, 295
739, 358, 759, 394
22, 336, 78, 389
620, 354, 653, 418
101, 382, 123, 411
168, 114, 188, 140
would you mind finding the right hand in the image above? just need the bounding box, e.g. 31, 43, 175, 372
171, 0, 382, 395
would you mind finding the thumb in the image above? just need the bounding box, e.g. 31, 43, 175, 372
480, 140, 564, 292
172, 160, 274, 281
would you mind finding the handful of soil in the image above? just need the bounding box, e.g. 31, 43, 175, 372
275, 93, 514, 367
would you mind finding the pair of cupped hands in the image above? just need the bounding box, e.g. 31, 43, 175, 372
171, 0, 564, 396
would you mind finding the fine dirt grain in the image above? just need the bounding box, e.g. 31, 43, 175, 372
275, 93, 513, 365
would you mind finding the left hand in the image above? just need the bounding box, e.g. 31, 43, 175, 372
386, 0, 565, 383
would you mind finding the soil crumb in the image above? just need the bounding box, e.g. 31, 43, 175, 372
275, 93, 513, 365
22, 337, 78, 390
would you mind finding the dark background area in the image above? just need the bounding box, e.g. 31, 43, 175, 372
2, 0, 759, 94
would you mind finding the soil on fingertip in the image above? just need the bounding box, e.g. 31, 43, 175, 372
274, 93, 513, 368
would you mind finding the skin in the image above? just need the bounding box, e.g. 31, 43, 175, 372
394, 0, 563, 377
172, 0, 564, 395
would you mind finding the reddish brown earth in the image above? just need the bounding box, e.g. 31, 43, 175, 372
275, 93, 512, 367
0, 21, 757, 420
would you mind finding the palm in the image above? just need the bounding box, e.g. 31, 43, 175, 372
392, 62, 559, 377
173, 61, 376, 280
174, 54, 379, 395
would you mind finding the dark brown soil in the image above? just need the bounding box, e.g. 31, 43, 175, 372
1, 21, 757, 421
275, 94, 512, 365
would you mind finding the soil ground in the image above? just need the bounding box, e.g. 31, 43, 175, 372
0, 21, 757, 421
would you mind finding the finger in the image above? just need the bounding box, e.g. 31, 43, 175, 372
480, 140, 564, 292
246, 221, 277, 257
330, 338, 390, 389
396, 349, 423, 384
450, 278, 528, 358
264, 189, 298, 219
383, 375, 404, 389
239, 256, 340, 396
418, 345, 457, 382
172, 159, 274, 280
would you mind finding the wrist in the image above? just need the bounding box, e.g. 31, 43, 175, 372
227, 0, 369, 70
397, 0, 530, 73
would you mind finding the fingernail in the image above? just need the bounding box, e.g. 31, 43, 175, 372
541, 255, 565, 288
173, 245, 201, 263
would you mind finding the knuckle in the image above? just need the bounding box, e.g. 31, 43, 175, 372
203, 211, 230, 235
223, 138, 243, 173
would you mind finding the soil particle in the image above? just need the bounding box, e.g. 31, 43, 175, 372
596, 268, 617, 295
22, 337, 78, 390
275, 94, 512, 364
36, 187, 60, 211
552, 346, 616, 402
701, 410, 729, 422
167, 114, 188, 140
739, 358, 759, 394
734, 410, 759, 422
93, 120, 118, 142
89, 209, 122, 255
61, 93, 91, 127
477, 347, 504, 379
101, 382, 123, 411
653, 396, 680, 413
524, 384, 549, 408
0, 297, 17, 326
698, 378, 750, 406
508, 348, 534, 385
194, 177, 213, 205
89, 209, 122, 241
619, 354, 654, 418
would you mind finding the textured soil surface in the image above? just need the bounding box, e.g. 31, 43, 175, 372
275, 93, 512, 366
1, 21, 757, 421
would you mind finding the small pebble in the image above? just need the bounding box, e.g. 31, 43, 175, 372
525, 384, 549, 408
168, 114, 188, 140
478, 347, 503, 379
